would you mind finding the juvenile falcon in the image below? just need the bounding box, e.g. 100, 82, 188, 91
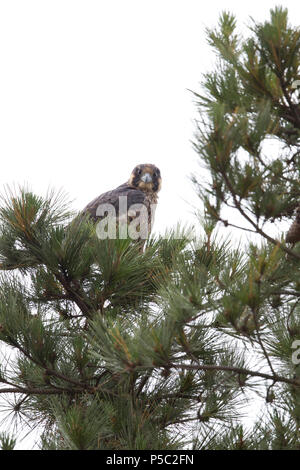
82, 163, 162, 242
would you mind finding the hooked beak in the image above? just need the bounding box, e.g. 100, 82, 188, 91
141, 172, 152, 183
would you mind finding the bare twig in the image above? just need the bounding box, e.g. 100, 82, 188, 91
221, 170, 300, 260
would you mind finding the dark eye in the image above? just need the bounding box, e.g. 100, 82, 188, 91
153, 169, 160, 177
136, 168, 142, 175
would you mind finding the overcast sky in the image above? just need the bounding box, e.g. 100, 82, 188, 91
1, 0, 299, 239
0, 0, 299, 449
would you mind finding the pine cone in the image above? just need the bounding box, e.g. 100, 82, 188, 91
286, 206, 300, 244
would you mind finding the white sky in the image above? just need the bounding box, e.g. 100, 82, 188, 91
0, 0, 299, 449
1, 0, 299, 238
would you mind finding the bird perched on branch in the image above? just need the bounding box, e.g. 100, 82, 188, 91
286, 205, 300, 245
82, 163, 162, 243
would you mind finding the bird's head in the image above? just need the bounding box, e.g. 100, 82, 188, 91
128, 164, 162, 193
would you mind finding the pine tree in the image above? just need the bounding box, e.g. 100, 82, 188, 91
0, 6, 300, 450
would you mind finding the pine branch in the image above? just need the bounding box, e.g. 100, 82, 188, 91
54, 272, 93, 318
253, 309, 277, 377
277, 74, 300, 129
134, 363, 299, 388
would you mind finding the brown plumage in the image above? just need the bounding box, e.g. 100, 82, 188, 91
82, 164, 162, 242
286, 206, 300, 244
